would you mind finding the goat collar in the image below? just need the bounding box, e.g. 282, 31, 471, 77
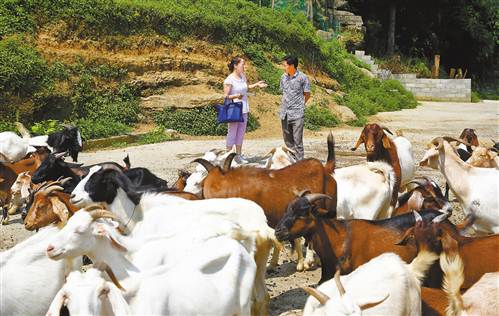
118, 204, 138, 235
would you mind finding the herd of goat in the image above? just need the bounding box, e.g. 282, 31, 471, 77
0, 124, 498, 316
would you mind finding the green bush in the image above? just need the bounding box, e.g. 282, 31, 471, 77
376, 56, 431, 78
0, 36, 52, 98
71, 75, 140, 125
304, 104, 339, 131
75, 118, 131, 140
471, 91, 481, 103
30, 119, 62, 135
155, 106, 260, 136
137, 128, 177, 144
0, 121, 17, 133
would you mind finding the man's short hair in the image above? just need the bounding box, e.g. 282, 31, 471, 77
283, 55, 299, 68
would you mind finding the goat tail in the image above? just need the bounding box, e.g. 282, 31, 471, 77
409, 249, 439, 283
325, 132, 336, 173
440, 251, 465, 316
123, 154, 131, 170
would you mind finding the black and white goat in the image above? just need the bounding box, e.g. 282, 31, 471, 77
0, 125, 82, 163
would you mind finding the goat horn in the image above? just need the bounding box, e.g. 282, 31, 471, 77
192, 158, 215, 172
223, 153, 237, 173
89, 210, 119, 221
380, 125, 393, 135
334, 270, 346, 296
59, 177, 72, 186
413, 211, 423, 222
305, 193, 333, 204
283, 146, 296, 154
54, 152, 67, 159
430, 137, 444, 150
34, 181, 50, 192
43, 185, 64, 195
406, 178, 430, 190
302, 287, 330, 305
94, 262, 126, 291
432, 212, 450, 223
442, 136, 472, 147
296, 189, 311, 198
82, 203, 107, 212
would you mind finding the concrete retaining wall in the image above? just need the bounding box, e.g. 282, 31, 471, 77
393, 74, 471, 102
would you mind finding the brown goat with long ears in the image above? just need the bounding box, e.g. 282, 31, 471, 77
24, 178, 79, 230
275, 192, 446, 284
350, 124, 401, 208
1, 153, 46, 224
194, 133, 337, 271
398, 217, 499, 290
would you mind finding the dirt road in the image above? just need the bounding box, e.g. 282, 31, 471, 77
1, 100, 497, 315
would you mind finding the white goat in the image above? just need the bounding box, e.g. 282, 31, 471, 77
420, 137, 499, 233
47, 236, 256, 316
334, 161, 396, 220
70, 166, 275, 315
440, 244, 499, 316
264, 146, 296, 169
46, 208, 255, 278
391, 132, 416, 190
303, 249, 438, 316
0, 131, 49, 163
0, 226, 81, 316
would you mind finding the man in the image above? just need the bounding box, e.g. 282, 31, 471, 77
279, 55, 311, 160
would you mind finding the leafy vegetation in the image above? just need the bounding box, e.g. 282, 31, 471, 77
375, 56, 432, 78
304, 104, 339, 130
137, 128, 178, 145
347, 0, 498, 83
0, 0, 419, 137
155, 107, 260, 136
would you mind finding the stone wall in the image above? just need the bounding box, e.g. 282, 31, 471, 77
392, 74, 471, 102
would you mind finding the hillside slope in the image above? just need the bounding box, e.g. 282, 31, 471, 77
0, 0, 417, 139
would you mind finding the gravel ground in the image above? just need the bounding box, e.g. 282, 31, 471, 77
1, 100, 498, 315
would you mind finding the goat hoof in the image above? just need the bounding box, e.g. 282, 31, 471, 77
296, 262, 304, 272
7, 208, 17, 215
1, 217, 8, 225
303, 262, 311, 271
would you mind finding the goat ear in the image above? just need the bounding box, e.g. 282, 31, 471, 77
350, 135, 364, 151
394, 227, 414, 245
105, 282, 131, 314
358, 293, 389, 310
49, 197, 69, 225
382, 135, 391, 149
488, 150, 498, 159
471, 137, 479, 147
45, 288, 66, 316
20, 181, 31, 199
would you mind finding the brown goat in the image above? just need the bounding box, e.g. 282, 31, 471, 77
1, 155, 44, 224
275, 192, 445, 284
416, 220, 498, 316
196, 133, 336, 227
350, 124, 401, 208
194, 133, 336, 271
172, 169, 191, 191
24, 182, 79, 230
398, 219, 499, 290
459, 128, 479, 148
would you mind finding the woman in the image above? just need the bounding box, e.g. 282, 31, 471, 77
223, 57, 267, 163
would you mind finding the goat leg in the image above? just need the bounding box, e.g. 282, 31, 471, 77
1, 207, 8, 225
